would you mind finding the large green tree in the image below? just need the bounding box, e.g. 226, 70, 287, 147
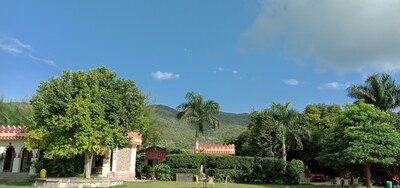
347, 73, 400, 111
268, 102, 309, 171
298, 104, 341, 164
318, 101, 400, 188
27, 67, 148, 178
176, 92, 220, 153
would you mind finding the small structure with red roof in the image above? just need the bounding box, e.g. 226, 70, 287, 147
144, 146, 169, 166
198, 144, 235, 155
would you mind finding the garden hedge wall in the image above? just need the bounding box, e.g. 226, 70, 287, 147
163, 154, 287, 182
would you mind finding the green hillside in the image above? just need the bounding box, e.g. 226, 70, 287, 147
151, 105, 249, 149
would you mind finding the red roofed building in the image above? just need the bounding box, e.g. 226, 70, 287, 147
145, 146, 169, 166
198, 144, 235, 155
1, 125, 143, 180
0, 125, 37, 174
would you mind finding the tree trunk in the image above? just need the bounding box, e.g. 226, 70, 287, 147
282, 142, 287, 172
84, 154, 92, 178
363, 163, 372, 188
268, 145, 275, 157
194, 137, 199, 154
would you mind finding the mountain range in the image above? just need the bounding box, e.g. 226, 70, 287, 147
151, 105, 249, 149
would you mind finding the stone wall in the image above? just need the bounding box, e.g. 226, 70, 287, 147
116, 147, 131, 172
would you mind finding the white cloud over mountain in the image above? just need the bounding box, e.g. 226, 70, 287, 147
242, 0, 400, 73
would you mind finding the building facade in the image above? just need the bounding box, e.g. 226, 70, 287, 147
0, 125, 142, 180
198, 144, 235, 155
0, 125, 38, 175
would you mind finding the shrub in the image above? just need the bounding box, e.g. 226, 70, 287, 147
287, 159, 305, 184
154, 163, 172, 181
164, 154, 286, 183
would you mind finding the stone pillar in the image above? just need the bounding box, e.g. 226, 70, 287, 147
130, 145, 137, 173
0, 146, 5, 172
111, 148, 118, 172
12, 146, 22, 173
101, 150, 111, 177
29, 149, 38, 175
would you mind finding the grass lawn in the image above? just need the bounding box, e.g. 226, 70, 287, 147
115, 181, 332, 188
0, 181, 362, 188
0, 182, 33, 188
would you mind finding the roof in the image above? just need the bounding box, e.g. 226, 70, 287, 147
125, 131, 142, 146
145, 146, 168, 151
198, 144, 235, 155
0, 125, 28, 140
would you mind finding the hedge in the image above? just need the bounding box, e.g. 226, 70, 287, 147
163, 154, 287, 183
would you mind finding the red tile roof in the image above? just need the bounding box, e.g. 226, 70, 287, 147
198, 144, 235, 155
125, 131, 142, 146
0, 125, 28, 140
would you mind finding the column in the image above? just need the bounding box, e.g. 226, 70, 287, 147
0, 146, 5, 172
12, 146, 22, 173
111, 148, 118, 172
130, 145, 137, 173
101, 150, 111, 177
29, 149, 38, 175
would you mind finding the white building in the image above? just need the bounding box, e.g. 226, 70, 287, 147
0, 125, 142, 180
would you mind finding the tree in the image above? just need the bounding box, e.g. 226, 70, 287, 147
176, 92, 220, 153
268, 102, 309, 172
27, 66, 148, 178
298, 104, 341, 164
318, 101, 400, 188
347, 73, 400, 111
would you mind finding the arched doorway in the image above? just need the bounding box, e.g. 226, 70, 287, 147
3, 146, 15, 172
20, 148, 32, 172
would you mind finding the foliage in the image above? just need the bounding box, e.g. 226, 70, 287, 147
167, 147, 184, 154
34, 155, 84, 177
176, 92, 221, 152
164, 154, 285, 183
154, 163, 173, 181
347, 73, 400, 111
141, 105, 162, 147
136, 161, 145, 177
287, 159, 305, 184
230, 102, 310, 164
0, 97, 32, 125
154, 104, 248, 149
295, 104, 341, 165
27, 66, 148, 178
318, 100, 400, 188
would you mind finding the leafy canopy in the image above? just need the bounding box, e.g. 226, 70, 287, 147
347, 73, 400, 111
27, 66, 147, 158
176, 92, 220, 137
318, 100, 400, 165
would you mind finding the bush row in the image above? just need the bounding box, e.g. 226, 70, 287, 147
163, 154, 303, 183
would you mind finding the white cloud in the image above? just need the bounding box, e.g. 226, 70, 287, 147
318, 82, 350, 90
0, 35, 32, 54
283, 79, 299, 86
241, 0, 400, 73
0, 34, 56, 67
213, 67, 224, 74
151, 71, 180, 80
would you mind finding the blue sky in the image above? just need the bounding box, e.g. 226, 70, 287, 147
1, 0, 400, 113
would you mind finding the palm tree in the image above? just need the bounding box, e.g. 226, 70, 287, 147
177, 92, 221, 153
347, 73, 400, 111
268, 102, 309, 172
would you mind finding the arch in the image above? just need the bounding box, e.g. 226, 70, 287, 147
3, 145, 15, 172
20, 147, 32, 172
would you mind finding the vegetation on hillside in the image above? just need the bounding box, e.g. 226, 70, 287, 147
151, 104, 248, 149
0, 97, 32, 125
